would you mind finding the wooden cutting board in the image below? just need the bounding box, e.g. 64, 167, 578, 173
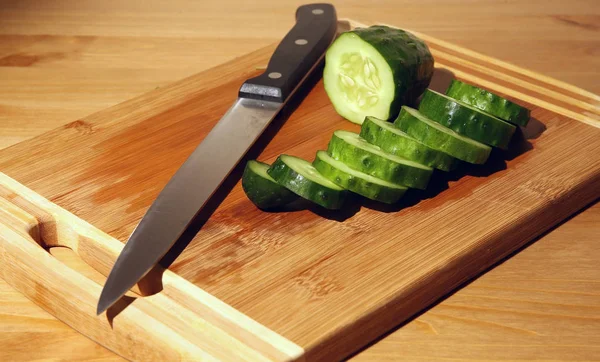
1, 20, 599, 361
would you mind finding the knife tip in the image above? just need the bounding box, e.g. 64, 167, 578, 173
96, 298, 110, 316
96, 287, 117, 316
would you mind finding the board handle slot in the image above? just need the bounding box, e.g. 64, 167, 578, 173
0, 172, 305, 361
0, 180, 161, 297
0, 195, 192, 360
0, 187, 79, 250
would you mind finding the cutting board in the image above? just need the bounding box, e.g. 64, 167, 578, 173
1, 19, 599, 361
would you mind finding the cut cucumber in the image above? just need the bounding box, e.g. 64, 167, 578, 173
313, 150, 407, 204
267, 155, 347, 210
241, 160, 298, 209
360, 116, 458, 171
324, 25, 434, 124
394, 106, 491, 164
446, 80, 530, 126
418, 89, 516, 149
327, 130, 433, 189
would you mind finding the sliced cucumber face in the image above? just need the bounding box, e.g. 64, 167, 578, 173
394, 106, 491, 164
324, 32, 395, 124
419, 89, 516, 149
360, 116, 459, 171
446, 80, 530, 126
241, 160, 298, 209
327, 130, 433, 189
267, 155, 347, 210
324, 26, 434, 125
313, 150, 407, 204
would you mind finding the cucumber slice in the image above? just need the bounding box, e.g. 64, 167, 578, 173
446, 80, 530, 126
267, 155, 347, 210
360, 116, 458, 171
313, 150, 407, 204
418, 89, 516, 149
242, 160, 299, 209
324, 25, 434, 124
394, 106, 491, 164
327, 130, 433, 189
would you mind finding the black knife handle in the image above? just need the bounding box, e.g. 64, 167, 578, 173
239, 3, 337, 103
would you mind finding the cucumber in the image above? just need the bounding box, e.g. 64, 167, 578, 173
324, 25, 434, 124
313, 150, 407, 204
267, 155, 347, 210
327, 130, 433, 189
418, 89, 516, 149
241, 160, 298, 209
360, 116, 458, 171
446, 80, 530, 126
394, 106, 491, 164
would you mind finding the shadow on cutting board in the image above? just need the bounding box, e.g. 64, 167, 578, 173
263, 192, 363, 222
428, 67, 455, 94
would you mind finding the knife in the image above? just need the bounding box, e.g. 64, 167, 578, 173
97, 3, 338, 314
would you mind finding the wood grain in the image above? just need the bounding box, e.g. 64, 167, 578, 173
0, 22, 599, 361
0, 0, 599, 149
0, 1, 599, 361
351, 202, 600, 361
0, 172, 303, 362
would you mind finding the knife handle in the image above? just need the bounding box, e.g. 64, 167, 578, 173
239, 3, 337, 103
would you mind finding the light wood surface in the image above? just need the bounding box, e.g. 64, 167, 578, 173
0, 172, 303, 362
0, 1, 599, 361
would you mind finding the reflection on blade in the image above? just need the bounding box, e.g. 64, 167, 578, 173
97, 98, 282, 314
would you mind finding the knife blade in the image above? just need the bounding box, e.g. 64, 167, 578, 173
97, 3, 337, 314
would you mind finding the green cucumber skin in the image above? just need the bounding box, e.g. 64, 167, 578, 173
419, 89, 516, 149
352, 26, 434, 118
267, 156, 347, 210
312, 151, 406, 204
241, 161, 298, 209
394, 107, 491, 164
446, 80, 530, 126
327, 133, 432, 190
360, 116, 458, 171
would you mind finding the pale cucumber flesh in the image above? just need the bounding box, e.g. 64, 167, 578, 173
324, 33, 395, 124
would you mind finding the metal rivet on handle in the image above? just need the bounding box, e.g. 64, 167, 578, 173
295, 39, 308, 45
312, 9, 324, 15
268, 72, 282, 79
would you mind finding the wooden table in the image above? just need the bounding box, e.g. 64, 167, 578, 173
0, 1, 598, 361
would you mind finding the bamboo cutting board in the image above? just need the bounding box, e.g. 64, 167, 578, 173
1, 19, 600, 361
